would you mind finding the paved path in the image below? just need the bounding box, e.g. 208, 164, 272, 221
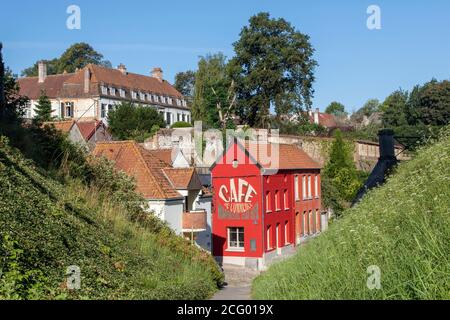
211, 264, 261, 300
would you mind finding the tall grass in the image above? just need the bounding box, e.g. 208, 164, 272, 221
252, 127, 450, 300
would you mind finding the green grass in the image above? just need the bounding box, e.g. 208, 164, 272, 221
252, 127, 450, 300
0, 137, 221, 299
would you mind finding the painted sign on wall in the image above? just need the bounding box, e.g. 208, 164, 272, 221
217, 178, 258, 215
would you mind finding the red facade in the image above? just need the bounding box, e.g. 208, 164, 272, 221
211, 142, 322, 268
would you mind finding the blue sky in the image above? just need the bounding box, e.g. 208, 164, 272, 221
1, 0, 449, 112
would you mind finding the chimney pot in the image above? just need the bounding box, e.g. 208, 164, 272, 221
151, 67, 163, 82
38, 61, 47, 83
314, 108, 320, 125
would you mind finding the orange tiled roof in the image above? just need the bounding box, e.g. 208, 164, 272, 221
18, 64, 187, 109
308, 112, 338, 128
242, 142, 321, 170
43, 120, 75, 133
76, 120, 103, 141
145, 149, 174, 166
92, 141, 182, 200
163, 168, 202, 190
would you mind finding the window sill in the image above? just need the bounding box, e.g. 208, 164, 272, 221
266, 210, 272, 213
226, 247, 245, 253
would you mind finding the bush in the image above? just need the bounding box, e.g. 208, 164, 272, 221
171, 121, 192, 128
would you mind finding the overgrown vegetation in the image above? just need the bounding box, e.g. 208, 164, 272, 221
252, 126, 450, 299
0, 136, 222, 299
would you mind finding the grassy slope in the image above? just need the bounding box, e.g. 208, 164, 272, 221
0, 140, 219, 299
252, 128, 450, 300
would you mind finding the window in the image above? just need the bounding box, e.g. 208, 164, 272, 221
101, 103, 107, 118
182, 114, 186, 122
147, 93, 152, 101
176, 99, 181, 106
308, 175, 312, 199
284, 221, 289, 244
139, 92, 145, 100
314, 175, 319, 198
166, 112, 172, 125
119, 89, 126, 97
187, 115, 190, 123
177, 113, 181, 122
294, 175, 299, 201
182, 100, 187, 107
161, 96, 167, 104
109, 87, 116, 96
101, 85, 107, 95
25, 101, 32, 118
65, 102, 74, 118
266, 225, 272, 250
167, 97, 173, 105
131, 91, 137, 99
309, 210, 314, 235
283, 190, 289, 210
275, 191, 280, 211
228, 227, 244, 250
153, 95, 159, 103
302, 176, 307, 199
265, 192, 271, 213
302, 211, 306, 236
316, 209, 321, 233
108, 104, 114, 113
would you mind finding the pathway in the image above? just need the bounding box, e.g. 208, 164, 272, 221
211, 264, 261, 300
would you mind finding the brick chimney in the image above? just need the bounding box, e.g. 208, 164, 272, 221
118, 63, 127, 75
38, 61, 47, 83
84, 67, 91, 94
314, 108, 320, 125
151, 67, 163, 82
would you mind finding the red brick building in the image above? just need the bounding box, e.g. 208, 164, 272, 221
211, 141, 322, 269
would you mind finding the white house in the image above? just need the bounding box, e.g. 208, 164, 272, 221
18, 62, 190, 127
92, 141, 212, 251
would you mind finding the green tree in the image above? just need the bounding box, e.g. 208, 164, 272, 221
229, 12, 317, 127
21, 43, 111, 76
107, 102, 165, 142
322, 129, 362, 216
351, 98, 381, 123
192, 53, 235, 128
381, 89, 409, 127
2, 68, 28, 122
33, 91, 54, 124
0, 43, 5, 118
174, 70, 196, 101
325, 101, 346, 116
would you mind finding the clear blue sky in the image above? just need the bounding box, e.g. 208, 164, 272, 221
1, 0, 449, 112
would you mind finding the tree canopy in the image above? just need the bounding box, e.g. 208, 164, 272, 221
229, 12, 317, 127
325, 101, 347, 116
174, 70, 196, 100
107, 102, 165, 142
33, 91, 54, 124
21, 43, 111, 76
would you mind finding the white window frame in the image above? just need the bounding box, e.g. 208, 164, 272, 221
227, 227, 244, 251
275, 190, 281, 211
131, 91, 137, 100
265, 191, 271, 213
302, 175, 307, 200
314, 175, 319, 198
101, 85, 107, 95
294, 175, 299, 201
119, 89, 125, 97
308, 175, 312, 199
284, 221, 289, 244
266, 225, 272, 250
109, 87, 116, 96
284, 190, 289, 210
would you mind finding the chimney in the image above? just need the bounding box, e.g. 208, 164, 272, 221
378, 129, 396, 160
38, 61, 47, 83
84, 67, 90, 94
314, 108, 320, 125
117, 63, 127, 75
151, 67, 163, 82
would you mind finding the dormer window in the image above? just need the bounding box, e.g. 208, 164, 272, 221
139, 92, 145, 100
119, 89, 126, 97
153, 95, 159, 103
109, 87, 116, 96
131, 91, 137, 99
147, 93, 152, 101
101, 85, 107, 95
167, 97, 173, 105
176, 99, 181, 106
161, 96, 167, 104
182, 100, 187, 107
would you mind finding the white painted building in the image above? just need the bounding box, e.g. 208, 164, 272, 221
19, 62, 191, 127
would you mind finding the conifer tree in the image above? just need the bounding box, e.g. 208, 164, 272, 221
33, 91, 54, 124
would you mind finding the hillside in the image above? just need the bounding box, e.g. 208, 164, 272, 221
252, 127, 450, 299
0, 136, 221, 299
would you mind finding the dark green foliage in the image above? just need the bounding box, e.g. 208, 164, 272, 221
170, 121, 192, 128
174, 70, 196, 100
107, 102, 165, 142
21, 43, 111, 76
192, 53, 234, 128
322, 130, 363, 216
325, 101, 347, 116
33, 91, 54, 124
351, 99, 381, 123
229, 12, 317, 127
